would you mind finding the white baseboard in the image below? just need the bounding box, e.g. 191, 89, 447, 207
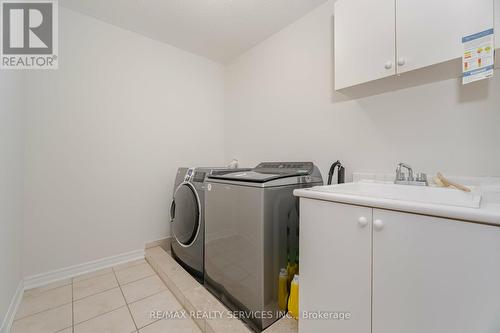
24, 249, 145, 290
0, 280, 24, 333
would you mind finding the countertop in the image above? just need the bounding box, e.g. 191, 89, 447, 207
294, 181, 500, 226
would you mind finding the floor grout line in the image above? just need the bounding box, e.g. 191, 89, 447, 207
129, 290, 187, 332
135, 317, 161, 331
113, 267, 140, 332
54, 326, 72, 333
116, 272, 156, 287
12, 301, 74, 322
126, 288, 168, 306
72, 305, 128, 327
70, 265, 154, 302
71, 286, 168, 328
74, 269, 159, 304
73, 285, 119, 302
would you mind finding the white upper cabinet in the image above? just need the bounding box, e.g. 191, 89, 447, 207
334, 0, 496, 88
496, 0, 500, 47
396, 0, 494, 74
496, 0, 500, 67
334, 0, 396, 90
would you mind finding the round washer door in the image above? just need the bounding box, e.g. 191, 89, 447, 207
171, 183, 200, 246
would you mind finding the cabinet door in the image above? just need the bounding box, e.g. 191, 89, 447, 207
299, 199, 372, 333
397, 0, 494, 73
334, 0, 396, 89
372, 209, 500, 333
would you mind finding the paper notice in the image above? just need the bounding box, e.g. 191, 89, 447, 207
462, 29, 495, 84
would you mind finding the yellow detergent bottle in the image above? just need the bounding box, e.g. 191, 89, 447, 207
288, 275, 299, 320
278, 268, 289, 311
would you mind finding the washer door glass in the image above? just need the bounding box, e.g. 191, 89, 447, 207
172, 184, 200, 246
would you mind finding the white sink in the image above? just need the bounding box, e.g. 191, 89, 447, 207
312, 181, 482, 208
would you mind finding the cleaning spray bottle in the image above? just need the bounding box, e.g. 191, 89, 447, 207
278, 268, 289, 311
288, 274, 299, 320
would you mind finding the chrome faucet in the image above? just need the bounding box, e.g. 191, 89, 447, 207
396, 163, 414, 181
395, 163, 427, 186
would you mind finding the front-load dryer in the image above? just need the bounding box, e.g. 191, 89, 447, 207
170, 167, 244, 283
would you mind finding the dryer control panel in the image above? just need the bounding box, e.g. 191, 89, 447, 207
184, 168, 194, 181
184, 168, 207, 183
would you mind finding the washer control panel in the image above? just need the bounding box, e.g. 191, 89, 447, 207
254, 162, 314, 175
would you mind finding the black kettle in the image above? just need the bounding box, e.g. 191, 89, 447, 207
327, 160, 345, 185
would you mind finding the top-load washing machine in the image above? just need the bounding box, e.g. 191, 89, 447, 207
204, 162, 323, 331
170, 167, 247, 283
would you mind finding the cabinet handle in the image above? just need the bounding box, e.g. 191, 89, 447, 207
397, 58, 406, 66
373, 219, 384, 231
384, 61, 393, 70
357, 216, 368, 228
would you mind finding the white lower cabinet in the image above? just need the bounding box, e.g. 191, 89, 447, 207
372, 209, 500, 333
299, 199, 500, 333
299, 199, 372, 333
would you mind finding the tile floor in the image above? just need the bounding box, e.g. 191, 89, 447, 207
11, 259, 200, 333
11, 249, 297, 333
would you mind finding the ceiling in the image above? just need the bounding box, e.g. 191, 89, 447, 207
60, 0, 328, 63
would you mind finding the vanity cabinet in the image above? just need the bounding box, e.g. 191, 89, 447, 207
299, 198, 500, 333
299, 200, 372, 333
372, 209, 500, 333
334, 0, 496, 89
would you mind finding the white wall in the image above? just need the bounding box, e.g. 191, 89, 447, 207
225, 0, 500, 180
23, 8, 226, 277
16, 0, 500, 279
0, 72, 24, 328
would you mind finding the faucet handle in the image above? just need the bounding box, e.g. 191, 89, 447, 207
416, 172, 427, 183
